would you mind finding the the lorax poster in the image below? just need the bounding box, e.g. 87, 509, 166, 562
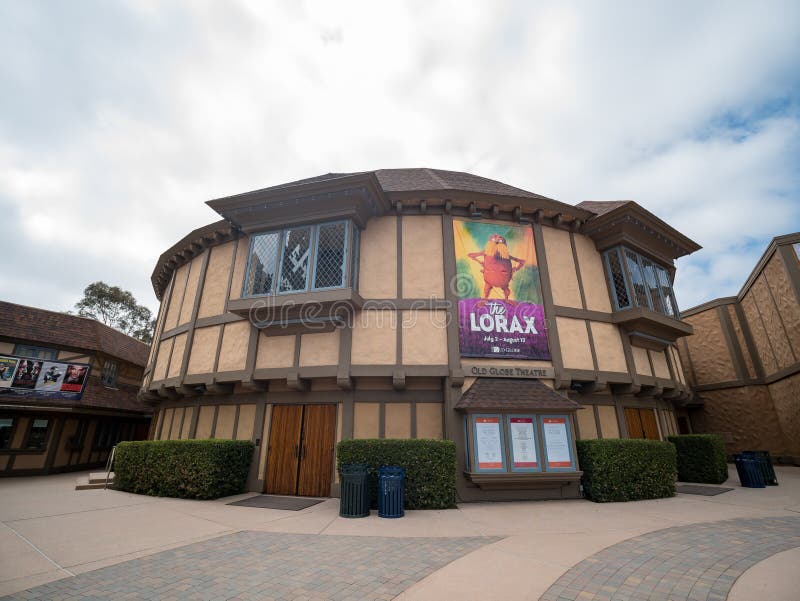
453, 220, 550, 359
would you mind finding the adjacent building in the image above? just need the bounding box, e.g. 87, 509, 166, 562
678, 233, 800, 463
0, 301, 152, 476
141, 169, 700, 501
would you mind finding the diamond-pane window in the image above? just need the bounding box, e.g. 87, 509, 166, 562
246, 232, 280, 295
641, 258, 665, 314
625, 250, 652, 309
605, 248, 631, 309
313, 222, 346, 289
279, 227, 312, 293
656, 265, 678, 317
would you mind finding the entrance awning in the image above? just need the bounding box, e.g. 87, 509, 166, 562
454, 378, 581, 412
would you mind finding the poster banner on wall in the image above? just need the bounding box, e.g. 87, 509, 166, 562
474, 416, 504, 470
509, 417, 538, 468
0, 355, 90, 401
543, 417, 573, 468
453, 220, 551, 359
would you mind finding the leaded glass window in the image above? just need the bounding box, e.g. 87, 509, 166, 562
313, 222, 347, 289
604, 248, 631, 309
640, 257, 665, 314
279, 227, 311, 293
624, 250, 652, 309
604, 246, 680, 318
25, 419, 49, 450
246, 232, 280, 295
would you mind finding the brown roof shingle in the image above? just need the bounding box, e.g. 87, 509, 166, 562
454, 378, 581, 412
0, 301, 149, 367
575, 200, 633, 216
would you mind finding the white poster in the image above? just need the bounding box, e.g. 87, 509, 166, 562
509, 417, 538, 468
475, 417, 503, 469
543, 417, 572, 468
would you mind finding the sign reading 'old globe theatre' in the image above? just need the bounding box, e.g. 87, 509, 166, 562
452, 220, 551, 360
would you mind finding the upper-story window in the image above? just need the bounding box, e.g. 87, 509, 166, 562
244, 220, 358, 296
101, 360, 119, 388
13, 345, 57, 361
603, 247, 679, 318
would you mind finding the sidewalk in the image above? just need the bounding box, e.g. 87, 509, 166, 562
1, 465, 798, 599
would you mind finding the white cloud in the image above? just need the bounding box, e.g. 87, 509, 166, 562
0, 0, 798, 317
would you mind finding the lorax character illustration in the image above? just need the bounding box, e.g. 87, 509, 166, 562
468, 233, 525, 299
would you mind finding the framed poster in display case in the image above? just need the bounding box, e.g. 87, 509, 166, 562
471, 414, 506, 472
541, 415, 577, 472
506, 415, 541, 472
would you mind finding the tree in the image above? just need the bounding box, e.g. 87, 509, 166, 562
74, 282, 155, 344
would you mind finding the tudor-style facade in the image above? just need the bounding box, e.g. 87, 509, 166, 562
141, 169, 700, 501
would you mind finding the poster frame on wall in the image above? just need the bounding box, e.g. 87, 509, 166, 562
470, 413, 507, 473
505, 414, 542, 473
0, 354, 91, 401
540, 414, 578, 472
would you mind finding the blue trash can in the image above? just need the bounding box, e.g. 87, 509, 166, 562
741, 451, 778, 485
734, 454, 765, 488
339, 463, 370, 518
378, 466, 405, 518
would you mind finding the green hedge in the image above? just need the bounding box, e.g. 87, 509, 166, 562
577, 439, 676, 502
114, 439, 255, 500
667, 434, 728, 484
336, 439, 456, 509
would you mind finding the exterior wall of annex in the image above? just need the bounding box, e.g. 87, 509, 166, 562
141, 169, 700, 501
678, 233, 800, 463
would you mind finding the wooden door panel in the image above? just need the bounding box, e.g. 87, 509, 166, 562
297, 404, 336, 497
265, 405, 303, 495
639, 409, 661, 440
625, 407, 644, 439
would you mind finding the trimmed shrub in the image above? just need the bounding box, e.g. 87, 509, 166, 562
114, 439, 254, 500
668, 434, 728, 484
336, 439, 456, 509
577, 439, 676, 502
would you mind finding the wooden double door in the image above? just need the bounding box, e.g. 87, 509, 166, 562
624, 407, 661, 440
265, 404, 336, 497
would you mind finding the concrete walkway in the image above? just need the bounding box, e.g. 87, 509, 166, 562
0, 465, 798, 600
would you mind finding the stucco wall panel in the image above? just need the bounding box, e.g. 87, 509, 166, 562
751, 276, 794, 370
576, 407, 598, 439
767, 373, 800, 455
402, 215, 445, 298
255, 333, 295, 369
187, 326, 221, 374
401, 310, 448, 365
217, 321, 251, 373
542, 226, 582, 309
236, 404, 257, 441
741, 292, 778, 374
299, 330, 340, 367
385, 403, 411, 438
728, 305, 756, 379
198, 241, 234, 318
229, 237, 250, 300
683, 310, 736, 384
0, 342, 13, 354
160, 408, 174, 440
54, 419, 78, 467
353, 403, 379, 438
12, 453, 47, 470
631, 345, 652, 377
352, 309, 396, 365
671, 345, 686, 385
169, 408, 184, 439
167, 333, 187, 379
164, 264, 189, 331
556, 317, 594, 370
153, 338, 173, 382
214, 405, 236, 439
698, 385, 790, 455
590, 322, 627, 373
573, 234, 612, 312
597, 405, 619, 438
359, 216, 397, 299
649, 350, 670, 380
765, 255, 800, 358
179, 256, 203, 326
416, 403, 442, 439
180, 407, 194, 439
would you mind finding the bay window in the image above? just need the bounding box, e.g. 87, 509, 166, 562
604, 247, 679, 317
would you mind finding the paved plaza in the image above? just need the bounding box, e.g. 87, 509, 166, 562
1, 466, 798, 600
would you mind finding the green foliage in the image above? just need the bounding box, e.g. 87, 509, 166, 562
74, 281, 155, 343
336, 439, 456, 509
114, 439, 254, 499
577, 439, 676, 502
667, 434, 728, 484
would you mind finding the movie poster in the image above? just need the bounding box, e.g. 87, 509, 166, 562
0, 357, 18, 388
453, 220, 550, 359
11, 359, 43, 389
60, 364, 89, 393
36, 362, 66, 391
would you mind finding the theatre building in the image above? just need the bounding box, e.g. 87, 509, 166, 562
141, 169, 699, 501
677, 233, 800, 463
0, 301, 152, 476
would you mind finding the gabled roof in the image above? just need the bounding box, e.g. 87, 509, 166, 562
576, 200, 633, 216
0, 301, 149, 366
454, 378, 581, 411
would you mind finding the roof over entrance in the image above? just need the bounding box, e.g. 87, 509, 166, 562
454, 378, 581, 411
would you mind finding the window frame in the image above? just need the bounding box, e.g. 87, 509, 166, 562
603, 246, 680, 319
13, 345, 57, 361
23, 418, 50, 451
101, 360, 119, 388
603, 247, 632, 311
243, 219, 355, 298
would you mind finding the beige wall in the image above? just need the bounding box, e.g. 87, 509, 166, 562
590, 322, 627, 373
402, 215, 444, 298
597, 405, 619, 438
649, 350, 670, 380
214, 405, 237, 438
236, 404, 257, 440
167, 333, 187, 379
12, 453, 47, 470
0, 341, 14, 354
186, 326, 221, 375
416, 403, 442, 439
359, 216, 397, 298
153, 338, 174, 381
556, 317, 594, 370
180, 407, 194, 439
198, 241, 235, 318
631, 345, 652, 377
195, 405, 215, 439
179, 255, 204, 326
217, 321, 251, 372
299, 330, 340, 367
229, 236, 250, 300
683, 309, 736, 384
159, 408, 174, 440
352, 309, 396, 365
353, 402, 380, 438
256, 333, 295, 369
542, 226, 582, 308
164, 263, 190, 331
573, 234, 612, 312
385, 403, 411, 438
576, 407, 598, 439
401, 310, 448, 365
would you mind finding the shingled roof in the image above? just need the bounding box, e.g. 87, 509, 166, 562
0, 301, 149, 367
576, 200, 633, 216
454, 378, 581, 412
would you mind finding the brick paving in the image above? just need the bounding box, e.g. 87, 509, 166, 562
1, 531, 499, 601
540, 516, 800, 601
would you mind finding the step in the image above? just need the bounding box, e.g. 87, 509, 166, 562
88, 472, 114, 484
75, 476, 109, 491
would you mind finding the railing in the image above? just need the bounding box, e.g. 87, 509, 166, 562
103, 445, 117, 490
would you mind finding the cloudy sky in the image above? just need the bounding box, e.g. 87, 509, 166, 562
1, 0, 798, 317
